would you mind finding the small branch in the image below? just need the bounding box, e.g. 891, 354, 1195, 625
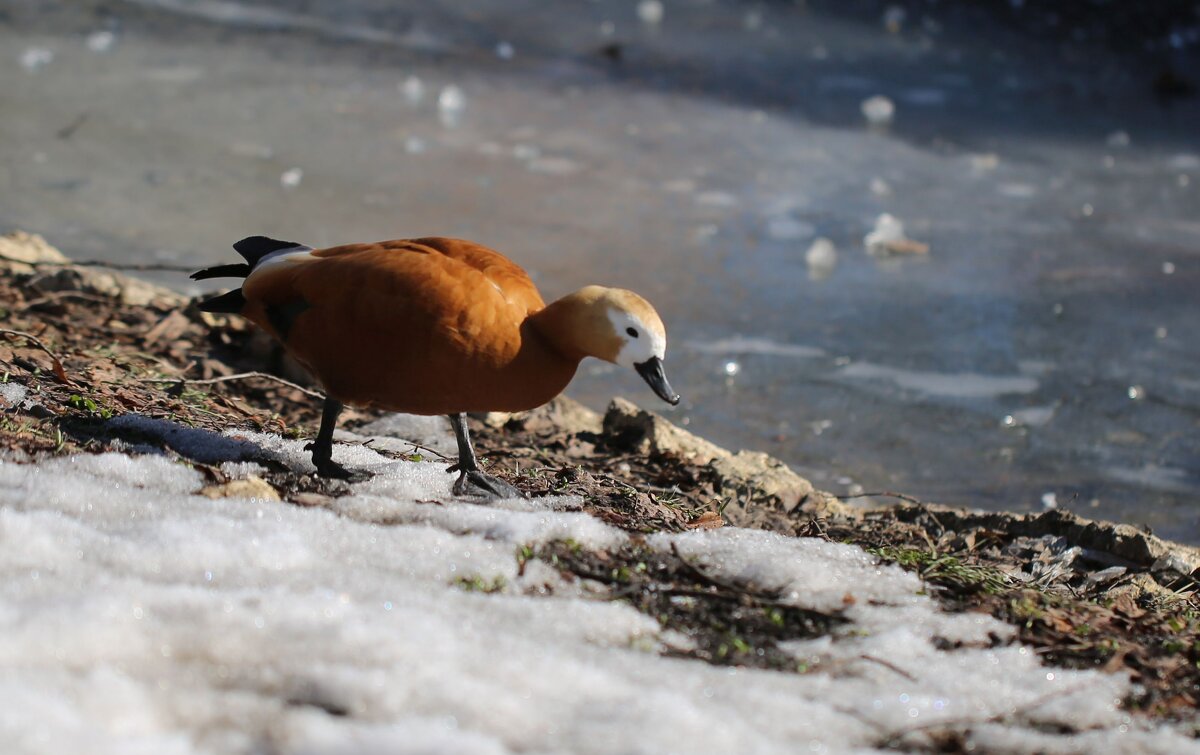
669, 542, 781, 602
0, 328, 71, 384
20, 290, 113, 311
837, 490, 930, 505
137, 371, 323, 399
855, 654, 917, 681
359, 437, 452, 462
56, 112, 89, 140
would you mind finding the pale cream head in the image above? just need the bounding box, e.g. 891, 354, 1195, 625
532, 285, 679, 405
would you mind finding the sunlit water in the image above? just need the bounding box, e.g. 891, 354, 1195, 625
2, 1, 1197, 541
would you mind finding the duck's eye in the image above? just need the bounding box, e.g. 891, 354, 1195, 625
626, 327, 639, 338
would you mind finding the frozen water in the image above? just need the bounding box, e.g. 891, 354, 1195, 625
1, 0, 1198, 540
687, 336, 825, 359
837, 362, 1039, 400
765, 215, 814, 241
0, 445, 1191, 753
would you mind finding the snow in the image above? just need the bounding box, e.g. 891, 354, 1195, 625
0, 382, 29, 408
0, 420, 1193, 753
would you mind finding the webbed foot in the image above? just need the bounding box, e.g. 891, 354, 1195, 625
306, 442, 372, 482
452, 469, 526, 499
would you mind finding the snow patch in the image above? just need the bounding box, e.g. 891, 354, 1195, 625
0, 449, 1188, 753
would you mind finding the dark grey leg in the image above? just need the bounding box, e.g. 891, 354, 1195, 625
447, 413, 524, 499
305, 397, 357, 479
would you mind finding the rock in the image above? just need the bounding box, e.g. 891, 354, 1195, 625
711, 450, 813, 515
1105, 572, 1176, 602
602, 397, 815, 517
199, 476, 281, 501
290, 492, 334, 508
484, 395, 603, 435
602, 397, 725, 464
0, 231, 70, 272
887, 504, 1200, 574
0, 230, 185, 308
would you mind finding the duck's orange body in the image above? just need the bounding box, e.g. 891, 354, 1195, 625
239, 238, 577, 415
195, 234, 678, 489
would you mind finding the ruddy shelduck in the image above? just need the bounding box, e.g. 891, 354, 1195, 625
193, 236, 680, 497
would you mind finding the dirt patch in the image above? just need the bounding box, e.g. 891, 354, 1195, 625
531, 538, 846, 670
1, 231, 1197, 725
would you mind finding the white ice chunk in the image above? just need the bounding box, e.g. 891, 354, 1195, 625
399, 75, 424, 104
86, 30, 117, 53
805, 237, 838, 275
863, 212, 929, 256
280, 168, 303, 188
860, 95, 895, 126
437, 85, 465, 127
19, 47, 54, 72
637, 0, 664, 26
0, 382, 28, 408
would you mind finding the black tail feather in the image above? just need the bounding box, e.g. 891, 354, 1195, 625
190, 263, 252, 281
197, 288, 247, 314
232, 236, 305, 265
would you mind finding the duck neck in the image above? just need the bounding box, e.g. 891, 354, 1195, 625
525, 297, 588, 362
526, 289, 620, 364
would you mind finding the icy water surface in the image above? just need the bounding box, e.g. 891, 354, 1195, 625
1, 1, 1198, 540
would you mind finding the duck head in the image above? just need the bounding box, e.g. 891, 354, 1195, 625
533, 285, 681, 405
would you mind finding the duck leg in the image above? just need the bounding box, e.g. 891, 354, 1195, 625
447, 413, 525, 499
305, 397, 359, 480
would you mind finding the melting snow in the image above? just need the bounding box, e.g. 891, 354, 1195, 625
0, 419, 1192, 753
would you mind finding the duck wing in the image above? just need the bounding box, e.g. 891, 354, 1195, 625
238, 238, 549, 404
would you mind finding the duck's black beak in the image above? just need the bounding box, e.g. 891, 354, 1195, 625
635, 357, 681, 405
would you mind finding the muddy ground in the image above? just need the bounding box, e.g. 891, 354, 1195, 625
0, 231, 1197, 733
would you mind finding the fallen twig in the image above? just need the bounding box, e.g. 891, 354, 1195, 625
0, 328, 71, 384
20, 291, 113, 311
670, 542, 782, 602
838, 490, 930, 505
855, 654, 917, 681
137, 371, 324, 399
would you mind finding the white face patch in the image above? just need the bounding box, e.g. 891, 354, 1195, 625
606, 308, 666, 368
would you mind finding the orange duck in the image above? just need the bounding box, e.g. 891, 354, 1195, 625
193, 236, 680, 497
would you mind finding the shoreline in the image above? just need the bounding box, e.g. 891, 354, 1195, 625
1, 229, 1197, 727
